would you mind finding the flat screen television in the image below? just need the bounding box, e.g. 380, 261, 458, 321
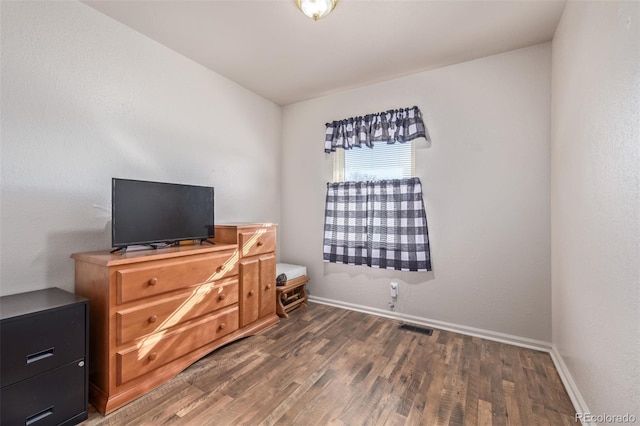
112, 178, 214, 251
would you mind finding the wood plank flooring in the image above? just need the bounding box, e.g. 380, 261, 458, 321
81, 303, 577, 425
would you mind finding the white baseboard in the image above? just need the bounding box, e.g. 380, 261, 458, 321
308, 295, 551, 351
308, 295, 589, 422
549, 345, 593, 425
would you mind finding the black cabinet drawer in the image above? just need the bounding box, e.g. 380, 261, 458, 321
0, 360, 87, 426
0, 304, 86, 387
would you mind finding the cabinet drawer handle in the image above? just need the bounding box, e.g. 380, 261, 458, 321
26, 406, 54, 425
257, 241, 264, 247
148, 277, 158, 286
27, 347, 55, 364
148, 352, 158, 361
266, 284, 272, 290
219, 293, 226, 301
248, 290, 255, 296
148, 315, 158, 323
219, 323, 226, 330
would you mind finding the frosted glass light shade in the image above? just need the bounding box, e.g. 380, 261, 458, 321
294, 0, 338, 21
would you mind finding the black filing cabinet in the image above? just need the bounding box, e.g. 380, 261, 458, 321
0, 288, 88, 426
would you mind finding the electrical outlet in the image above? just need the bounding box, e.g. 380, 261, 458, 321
390, 282, 398, 298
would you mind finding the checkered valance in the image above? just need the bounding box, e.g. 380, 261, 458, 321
324, 106, 429, 153
323, 178, 431, 272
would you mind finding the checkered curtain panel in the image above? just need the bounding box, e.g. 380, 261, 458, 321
323, 177, 431, 272
324, 106, 429, 153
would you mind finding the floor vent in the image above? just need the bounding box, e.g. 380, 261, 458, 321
399, 323, 433, 336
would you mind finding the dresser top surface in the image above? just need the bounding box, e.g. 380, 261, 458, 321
214, 223, 278, 233
0, 287, 86, 321
71, 242, 238, 266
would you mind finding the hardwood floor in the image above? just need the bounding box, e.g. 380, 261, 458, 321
81, 303, 577, 425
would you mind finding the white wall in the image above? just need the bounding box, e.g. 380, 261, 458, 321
551, 0, 640, 417
0, 1, 282, 296
281, 44, 552, 341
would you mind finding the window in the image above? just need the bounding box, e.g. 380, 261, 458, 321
323, 107, 430, 272
333, 141, 415, 182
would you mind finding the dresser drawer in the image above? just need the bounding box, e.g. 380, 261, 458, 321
0, 304, 86, 387
116, 250, 238, 304
239, 229, 276, 258
116, 305, 239, 385
116, 278, 239, 345
0, 360, 86, 426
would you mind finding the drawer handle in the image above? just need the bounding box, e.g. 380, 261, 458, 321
219, 323, 226, 330
219, 293, 226, 301
26, 347, 55, 364
148, 352, 158, 361
257, 241, 264, 247
266, 284, 272, 290
148, 315, 158, 323
248, 289, 255, 296
148, 277, 158, 286
26, 406, 54, 425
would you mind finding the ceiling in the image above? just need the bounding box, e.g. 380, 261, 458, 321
83, 0, 567, 106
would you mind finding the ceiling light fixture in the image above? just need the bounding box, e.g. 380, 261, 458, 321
294, 0, 338, 21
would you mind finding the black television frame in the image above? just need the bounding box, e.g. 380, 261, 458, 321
111, 178, 215, 253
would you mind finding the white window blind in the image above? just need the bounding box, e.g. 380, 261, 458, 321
333, 141, 415, 182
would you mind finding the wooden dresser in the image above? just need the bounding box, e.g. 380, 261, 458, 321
72, 223, 278, 415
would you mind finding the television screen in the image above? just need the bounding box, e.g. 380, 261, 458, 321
112, 178, 214, 248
